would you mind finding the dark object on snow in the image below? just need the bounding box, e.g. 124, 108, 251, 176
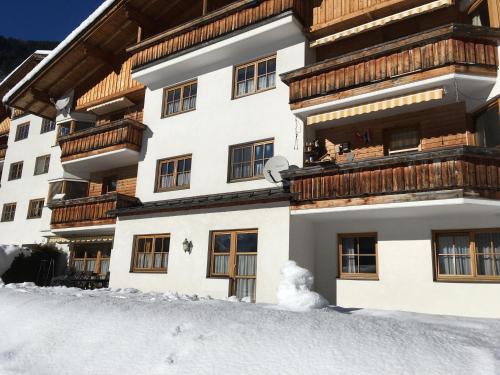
50, 270, 109, 290
2, 244, 67, 286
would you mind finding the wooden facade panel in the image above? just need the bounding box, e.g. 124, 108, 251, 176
317, 102, 468, 163
288, 147, 500, 203
0, 117, 10, 135
76, 56, 143, 109
288, 38, 498, 104
88, 165, 138, 198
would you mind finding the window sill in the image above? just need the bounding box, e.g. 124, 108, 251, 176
130, 270, 168, 274
155, 185, 191, 193
26, 217, 42, 220
227, 175, 265, 184
435, 277, 500, 283
232, 86, 276, 100
161, 108, 196, 119
338, 275, 379, 281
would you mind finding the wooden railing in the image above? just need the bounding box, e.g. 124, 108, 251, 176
0, 145, 6, 160
49, 193, 139, 229
129, 0, 308, 70
281, 24, 499, 107
59, 119, 146, 162
283, 147, 500, 205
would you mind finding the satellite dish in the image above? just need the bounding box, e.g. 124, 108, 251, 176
264, 156, 289, 184
54, 90, 74, 116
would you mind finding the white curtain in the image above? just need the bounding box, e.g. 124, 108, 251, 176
214, 255, 229, 274
438, 235, 471, 275
342, 238, 357, 273
235, 279, 256, 302
237, 255, 256, 276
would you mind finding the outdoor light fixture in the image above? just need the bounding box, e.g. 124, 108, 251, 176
183, 238, 193, 254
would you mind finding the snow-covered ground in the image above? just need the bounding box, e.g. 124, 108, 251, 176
0, 283, 499, 375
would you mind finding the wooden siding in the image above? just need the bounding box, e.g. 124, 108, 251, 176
0, 117, 10, 135
130, 0, 308, 70
286, 36, 498, 106
316, 102, 470, 162
88, 165, 138, 198
59, 119, 145, 162
49, 193, 139, 229
310, 0, 432, 34
285, 146, 500, 205
76, 56, 144, 109
0, 145, 6, 160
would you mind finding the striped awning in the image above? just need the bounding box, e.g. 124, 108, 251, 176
311, 0, 455, 47
307, 88, 445, 126
47, 236, 114, 244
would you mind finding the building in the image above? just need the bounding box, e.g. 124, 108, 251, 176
2, 0, 500, 318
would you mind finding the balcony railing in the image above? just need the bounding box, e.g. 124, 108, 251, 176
0, 145, 6, 160
129, 0, 308, 70
281, 24, 500, 108
49, 192, 139, 229
58, 119, 146, 162
282, 147, 500, 205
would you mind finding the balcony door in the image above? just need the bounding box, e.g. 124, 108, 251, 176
210, 230, 258, 302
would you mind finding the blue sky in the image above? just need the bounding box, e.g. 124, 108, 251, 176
0, 0, 105, 41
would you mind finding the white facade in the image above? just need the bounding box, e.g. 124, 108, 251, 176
0, 114, 59, 245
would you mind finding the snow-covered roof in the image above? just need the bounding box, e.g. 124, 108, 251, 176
2, 0, 118, 105
0, 50, 50, 89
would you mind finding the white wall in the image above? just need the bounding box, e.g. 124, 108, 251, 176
110, 203, 290, 303
0, 115, 58, 245
135, 37, 308, 202
305, 212, 500, 318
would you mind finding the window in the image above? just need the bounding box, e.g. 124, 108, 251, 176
71, 244, 112, 275
229, 139, 274, 182
40, 119, 56, 133
234, 56, 276, 98
8, 162, 23, 181
102, 176, 117, 194
209, 230, 258, 301
163, 80, 197, 117
434, 229, 500, 281
47, 180, 88, 203
15, 123, 30, 141
1, 203, 16, 222
155, 155, 192, 192
475, 101, 500, 147
386, 127, 420, 154
27, 199, 44, 219
132, 234, 170, 272
34, 155, 50, 175
339, 234, 378, 279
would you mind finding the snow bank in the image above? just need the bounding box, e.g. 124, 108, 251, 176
277, 261, 328, 311
0, 245, 30, 278
0, 285, 499, 375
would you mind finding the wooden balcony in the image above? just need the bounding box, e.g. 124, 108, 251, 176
49, 193, 139, 229
281, 24, 500, 110
59, 119, 146, 163
282, 147, 500, 208
0, 145, 6, 160
129, 0, 308, 71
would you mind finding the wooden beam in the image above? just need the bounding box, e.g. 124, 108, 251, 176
81, 42, 120, 71
30, 88, 52, 105
203, 0, 208, 15
123, 4, 157, 34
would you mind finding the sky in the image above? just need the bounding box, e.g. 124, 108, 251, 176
0, 0, 106, 41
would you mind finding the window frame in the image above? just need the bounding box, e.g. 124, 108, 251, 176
70, 246, 111, 275
27, 198, 45, 219
233, 55, 277, 99
161, 79, 198, 118
155, 154, 192, 192
227, 138, 274, 183
208, 229, 258, 300
433, 228, 500, 282
385, 126, 421, 155
1, 203, 17, 222
40, 119, 56, 134
14, 122, 30, 141
338, 233, 379, 280
131, 234, 171, 273
34, 154, 51, 175
8, 161, 23, 181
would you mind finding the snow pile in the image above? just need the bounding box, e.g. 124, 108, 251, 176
0, 245, 30, 278
1, 285, 499, 375
277, 261, 328, 311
